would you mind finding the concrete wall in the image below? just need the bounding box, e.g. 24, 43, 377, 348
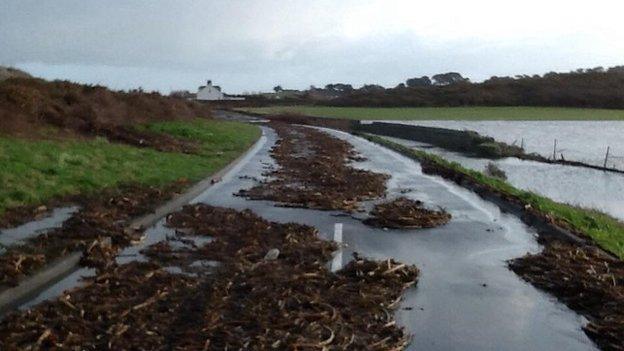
354, 122, 485, 153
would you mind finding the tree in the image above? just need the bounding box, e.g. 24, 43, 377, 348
432, 72, 469, 85
587, 66, 605, 73
324, 83, 354, 95
608, 66, 624, 74
273, 85, 283, 93
406, 76, 432, 87
359, 84, 385, 92
169, 90, 193, 99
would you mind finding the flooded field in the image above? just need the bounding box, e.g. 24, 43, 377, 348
385, 137, 624, 222
385, 120, 624, 170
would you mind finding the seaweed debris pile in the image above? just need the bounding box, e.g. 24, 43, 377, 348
509, 242, 624, 350
0, 204, 420, 350
238, 123, 388, 212
0, 181, 188, 287
364, 197, 451, 229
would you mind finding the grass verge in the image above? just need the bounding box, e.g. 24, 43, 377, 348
359, 133, 624, 259
0, 120, 261, 214
238, 105, 624, 120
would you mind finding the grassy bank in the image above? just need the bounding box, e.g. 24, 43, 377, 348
360, 133, 624, 259
0, 120, 260, 214
238, 106, 624, 120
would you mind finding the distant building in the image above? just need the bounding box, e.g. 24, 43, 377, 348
196, 80, 224, 101
196, 80, 245, 101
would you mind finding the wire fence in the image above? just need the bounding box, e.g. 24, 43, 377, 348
547, 139, 624, 171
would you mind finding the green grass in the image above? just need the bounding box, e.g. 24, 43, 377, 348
239, 105, 624, 120
0, 120, 261, 214
360, 133, 624, 259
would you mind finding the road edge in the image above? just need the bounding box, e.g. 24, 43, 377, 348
0, 128, 265, 315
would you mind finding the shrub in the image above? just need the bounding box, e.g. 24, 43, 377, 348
484, 162, 507, 180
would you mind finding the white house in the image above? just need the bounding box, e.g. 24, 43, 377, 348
195, 80, 245, 101
196, 80, 224, 101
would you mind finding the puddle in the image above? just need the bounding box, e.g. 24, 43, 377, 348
19, 267, 96, 311
116, 220, 174, 264
189, 260, 220, 268
0, 206, 79, 249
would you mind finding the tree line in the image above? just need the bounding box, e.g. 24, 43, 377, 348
289, 66, 624, 109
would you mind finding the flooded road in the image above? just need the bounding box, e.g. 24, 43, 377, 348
10, 125, 597, 349
193, 126, 596, 350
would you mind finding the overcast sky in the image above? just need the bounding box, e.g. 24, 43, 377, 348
1, 0, 623, 94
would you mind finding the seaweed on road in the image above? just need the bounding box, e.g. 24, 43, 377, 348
0, 204, 420, 350
364, 197, 451, 229
0, 181, 188, 287
238, 123, 388, 212
509, 242, 624, 350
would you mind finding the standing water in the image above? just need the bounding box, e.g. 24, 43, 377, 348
385, 120, 624, 169
382, 136, 624, 222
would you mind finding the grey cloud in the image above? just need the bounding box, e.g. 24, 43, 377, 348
2, 1, 622, 93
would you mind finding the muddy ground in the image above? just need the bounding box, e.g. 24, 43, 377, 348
0, 204, 419, 350
238, 123, 388, 212
0, 181, 189, 287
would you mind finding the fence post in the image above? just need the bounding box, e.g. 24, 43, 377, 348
552, 139, 557, 160
604, 146, 610, 168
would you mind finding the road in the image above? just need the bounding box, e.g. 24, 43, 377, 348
17, 125, 596, 350
193, 126, 596, 351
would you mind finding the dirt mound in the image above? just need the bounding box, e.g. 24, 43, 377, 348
0, 204, 420, 350
0, 77, 211, 151
364, 197, 451, 229
509, 242, 624, 350
238, 123, 388, 211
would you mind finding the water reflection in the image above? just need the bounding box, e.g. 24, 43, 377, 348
386, 137, 624, 221
385, 120, 624, 169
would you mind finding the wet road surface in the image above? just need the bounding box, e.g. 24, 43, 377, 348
194, 126, 596, 351
13, 125, 597, 350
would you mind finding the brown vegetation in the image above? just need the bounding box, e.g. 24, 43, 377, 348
0, 67, 31, 82
0, 76, 212, 150
265, 112, 355, 131
364, 197, 451, 229
0, 204, 420, 350
238, 123, 388, 212
509, 242, 624, 350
